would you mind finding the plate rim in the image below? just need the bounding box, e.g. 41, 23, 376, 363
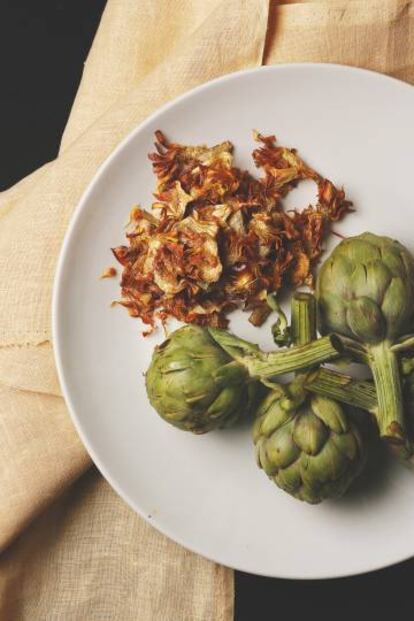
52, 63, 414, 580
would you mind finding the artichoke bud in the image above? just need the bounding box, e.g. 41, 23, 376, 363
317, 232, 414, 444
146, 325, 256, 433
253, 389, 366, 503
317, 232, 414, 341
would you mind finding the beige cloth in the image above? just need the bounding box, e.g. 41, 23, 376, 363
0, 0, 413, 618
0, 469, 233, 621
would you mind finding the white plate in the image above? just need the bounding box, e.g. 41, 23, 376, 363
53, 64, 414, 579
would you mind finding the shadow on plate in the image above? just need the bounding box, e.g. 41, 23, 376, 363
333, 436, 396, 506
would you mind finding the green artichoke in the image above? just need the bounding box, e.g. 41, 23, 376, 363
317, 232, 414, 443
146, 325, 254, 433
253, 382, 366, 503
146, 323, 342, 434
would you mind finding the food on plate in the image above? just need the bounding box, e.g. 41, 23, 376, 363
146, 323, 343, 433
317, 232, 414, 443
109, 129, 414, 504
142, 231, 414, 503
100, 266, 117, 279
252, 291, 366, 503
112, 131, 352, 334
252, 382, 366, 503
145, 325, 256, 433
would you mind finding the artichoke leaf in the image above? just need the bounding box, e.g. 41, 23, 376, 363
207, 386, 241, 419
310, 394, 349, 434
292, 410, 328, 456
274, 462, 301, 493
346, 297, 385, 343
331, 429, 359, 462
350, 260, 391, 302
265, 421, 300, 469
300, 441, 348, 486
381, 277, 412, 338
259, 401, 294, 437
341, 236, 381, 263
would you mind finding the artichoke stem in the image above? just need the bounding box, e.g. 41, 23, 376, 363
304, 367, 377, 413
368, 341, 405, 442
245, 335, 342, 378
207, 328, 261, 358
291, 292, 317, 347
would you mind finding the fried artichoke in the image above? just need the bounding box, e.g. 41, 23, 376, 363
112, 131, 353, 334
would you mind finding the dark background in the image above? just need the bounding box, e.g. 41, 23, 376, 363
1, 1, 413, 617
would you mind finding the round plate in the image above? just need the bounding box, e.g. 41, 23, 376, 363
53, 64, 414, 579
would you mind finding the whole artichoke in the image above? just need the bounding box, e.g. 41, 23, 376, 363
317, 232, 414, 443
146, 325, 254, 433
253, 382, 366, 503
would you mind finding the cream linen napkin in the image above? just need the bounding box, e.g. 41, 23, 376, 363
0, 1, 413, 619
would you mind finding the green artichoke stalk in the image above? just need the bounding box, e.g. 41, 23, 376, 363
317, 232, 414, 444
304, 367, 378, 414
305, 365, 414, 469
387, 369, 414, 466
146, 324, 342, 434
208, 328, 342, 378
290, 292, 317, 347
252, 381, 366, 503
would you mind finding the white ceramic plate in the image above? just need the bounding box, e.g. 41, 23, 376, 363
53, 64, 414, 579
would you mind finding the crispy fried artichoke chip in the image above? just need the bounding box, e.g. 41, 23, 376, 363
112, 131, 353, 332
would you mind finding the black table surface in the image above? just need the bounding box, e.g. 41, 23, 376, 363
1, 1, 413, 617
